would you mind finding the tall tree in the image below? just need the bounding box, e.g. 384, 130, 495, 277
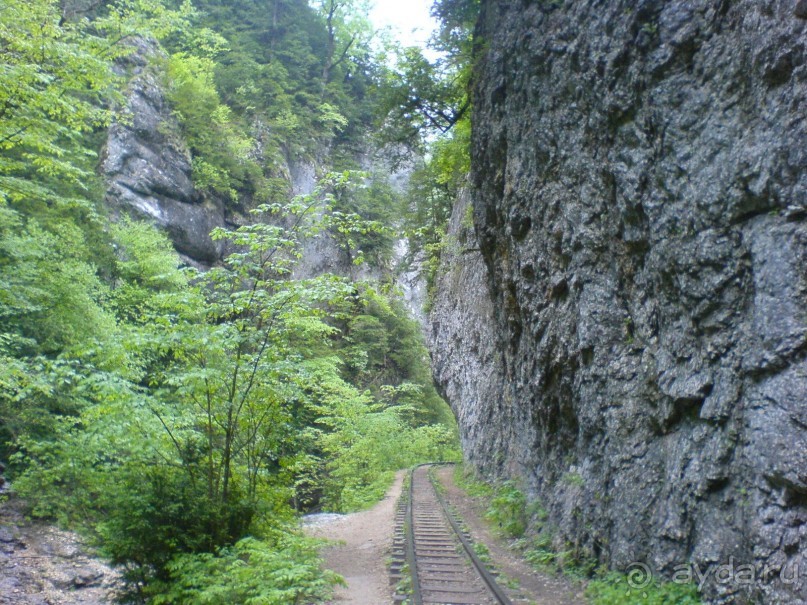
313, 0, 373, 93
376, 0, 478, 150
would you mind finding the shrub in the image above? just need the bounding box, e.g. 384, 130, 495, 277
153, 534, 342, 604
485, 482, 528, 538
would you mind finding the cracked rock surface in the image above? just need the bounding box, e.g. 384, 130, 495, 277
429, 1, 806, 603
0, 495, 119, 605
101, 41, 225, 266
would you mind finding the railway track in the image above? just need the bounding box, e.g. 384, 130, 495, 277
391, 465, 514, 605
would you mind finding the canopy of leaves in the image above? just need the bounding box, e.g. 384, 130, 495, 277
0, 0, 197, 206
1, 1, 464, 602
374, 0, 478, 152
9, 178, 458, 601
179, 0, 380, 161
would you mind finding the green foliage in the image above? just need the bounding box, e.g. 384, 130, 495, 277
453, 465, 494, 497
0, 187, 121, 465
98, 464, 231, 588
561, 471, 585, 487
164, 52, 262, 202
314, 376, 459, 511
373, 0, 477, 302
431, 0, 481, 58
455, 466, 551, 548
0, 0, 115, 201
455, 469, 702, 604
338, 284, 456, 428
586, 573, 702, 605
323, 172, 398, 268
378, 47, 469, 148
485, 482, 528, 538
11, 174, 459, 598
0, 209, 116, 356
401, 115, 470, 304
377, 0, 477, 151
154, 534, 341, 605
512, 527, 571, 575
472, 540, 492, 564
2, 1, 466, 601
523, 534, 560, 568
0, 0, 196, 206
184, 0, 381, 165
0, 0, 205, 466
109, 218, 190, 321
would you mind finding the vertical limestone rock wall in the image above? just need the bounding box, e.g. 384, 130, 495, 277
430, 1, 807, 603
429, 193, 512, 467
102, 44, 225, 266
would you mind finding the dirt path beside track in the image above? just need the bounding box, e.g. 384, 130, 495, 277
304, 472, 405, 604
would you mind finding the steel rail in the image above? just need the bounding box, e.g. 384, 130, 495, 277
405, 467, 424, 605
428, 465, 514, 605
401, 464, 513, 605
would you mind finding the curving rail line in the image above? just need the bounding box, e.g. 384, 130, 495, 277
392, 464, 514, 605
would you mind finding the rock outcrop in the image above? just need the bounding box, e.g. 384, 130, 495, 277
102, 44, 224, 266
429, 192, 510, 469
0, 496, 120, 604
101, 53, 414, 276
429, 1, 807, 603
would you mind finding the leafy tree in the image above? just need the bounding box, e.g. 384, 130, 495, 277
376, 0, 478, 151
186, 0, 381, 164
371, 0, 478, 296
431, 0, 481, 61
313, 370, 458, 511
286, 170, 398, 272
400, 115, 470, 297
164, 51, 263, 202
379, 46, 470, 149
0, 0, 196, 206
2, 1, 465, 601
0, 0, 117, 203
314, 0, 373, 92
13, 174, 458, 598
0, 0, 204, 457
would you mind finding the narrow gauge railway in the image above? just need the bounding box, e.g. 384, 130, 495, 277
392, 465, 514, 605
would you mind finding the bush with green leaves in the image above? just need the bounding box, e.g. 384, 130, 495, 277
152, 534, 342, 605
454, 466, 529, 538
0, 0, 195, 467
484, 482, 529, 539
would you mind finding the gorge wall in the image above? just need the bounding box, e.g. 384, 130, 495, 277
102, 43, 226, 267
101, 45, 412, 279
429, 1, 807, 603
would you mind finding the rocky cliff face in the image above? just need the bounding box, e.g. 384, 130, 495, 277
102, 44, 225, 266
102, 49, 413, 277
429, 1, 807, 603
429, 192, 510, 464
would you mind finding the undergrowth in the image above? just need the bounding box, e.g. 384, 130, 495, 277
585, 573, 702, 605
453, 465, 703, 605
453, 465, 535, 540
149, 531, 344, 605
